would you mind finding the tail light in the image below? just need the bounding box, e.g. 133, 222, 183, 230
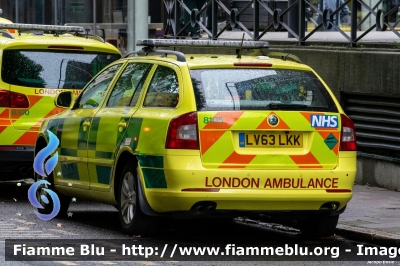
340, 114, 356, 151
0, 90, 9, 107
166, 112, 199, 150
0, 90, 30, 108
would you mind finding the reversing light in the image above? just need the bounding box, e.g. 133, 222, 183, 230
342, 127, 354, 142
177, 125, 197, 140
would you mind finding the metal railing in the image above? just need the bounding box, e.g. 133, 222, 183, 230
163, 0, 400, 46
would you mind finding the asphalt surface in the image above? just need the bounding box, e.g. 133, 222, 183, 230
0, 180, 393, 265
337, 184, 400, 245
1, 179, 399, 246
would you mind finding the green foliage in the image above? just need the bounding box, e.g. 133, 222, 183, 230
356, 42, 365, 48
393, 42, 400, 50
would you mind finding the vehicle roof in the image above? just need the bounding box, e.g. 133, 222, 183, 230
185, 54, 310, 69
128, 39, 310, 70
0, 17, 12, 24
0, 32, 120, 53
126, 53, 312, 71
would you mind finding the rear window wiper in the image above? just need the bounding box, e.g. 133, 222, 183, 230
268, 103, 308, 110
268, 103, 330, 111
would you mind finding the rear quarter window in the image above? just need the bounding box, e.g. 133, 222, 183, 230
190, 69, 338, 112
143, 65, 180, 108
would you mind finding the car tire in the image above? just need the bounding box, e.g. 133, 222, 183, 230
118, 160, 155, 236
297, 214, 339, 237
35, 173, 71, 217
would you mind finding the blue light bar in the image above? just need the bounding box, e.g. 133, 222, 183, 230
137, 39, 269, 49
0, 23, 85, 32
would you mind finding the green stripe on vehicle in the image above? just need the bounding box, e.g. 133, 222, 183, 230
96, 165, 112, 184
95, 150, 114, 159
138, 155, 166, 188
61, 163, 79, 180
78, 118, 88, 150
138, 154, 163, 168
61, 148, 77, 157
124, 117, 143, 151
88, 117, 101, 150
48, 118, 61, 139
141, 168, 167, 188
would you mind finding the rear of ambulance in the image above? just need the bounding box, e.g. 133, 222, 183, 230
182, 58, 357, 215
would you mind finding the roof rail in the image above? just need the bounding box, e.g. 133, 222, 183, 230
122, 50, 141, 58
75, 32, 105, 43
0, 23, 85, 33
123, 47, 186, 62
265, 52, 303, 64
137, 39, 269, 49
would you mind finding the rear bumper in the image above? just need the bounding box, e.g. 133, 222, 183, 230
0, 146, 34, 161
138, 152, 357, 214
0, 146, 34, 181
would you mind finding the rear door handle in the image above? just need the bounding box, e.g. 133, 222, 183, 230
82, 121, 91, 127
82, 120, 91, 131
118, 121, 127, 132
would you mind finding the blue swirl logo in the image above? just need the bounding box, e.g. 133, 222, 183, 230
28, 130, 60, 221
33, 130, 59, 177
28, 180, 60, 220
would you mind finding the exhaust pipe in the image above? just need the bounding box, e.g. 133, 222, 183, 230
195, 205, 205, 212
191, 202, 217, 215
319, 202, 340, 211
207, 205, 216, 212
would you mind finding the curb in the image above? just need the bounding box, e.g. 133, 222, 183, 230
336, 224, 400, 246
242, 218, 400, 246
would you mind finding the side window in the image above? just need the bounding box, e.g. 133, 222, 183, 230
143, 65, 180, 108
106, 63, 152, 107
76, 64, 122, 109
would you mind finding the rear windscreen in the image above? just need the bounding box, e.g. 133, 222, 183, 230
2, 50, 120, 89
190, 69, 338, 112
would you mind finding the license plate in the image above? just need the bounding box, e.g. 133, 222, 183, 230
239, 132, 303, 148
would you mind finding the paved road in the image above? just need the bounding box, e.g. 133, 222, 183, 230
0, 181, 394, 265
338, 184, 400, 243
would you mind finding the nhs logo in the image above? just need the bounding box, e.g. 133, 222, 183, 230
310, 115, 338, 128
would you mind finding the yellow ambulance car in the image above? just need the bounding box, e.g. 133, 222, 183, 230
35, 39, 357, 237
0, 19, 120, 180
